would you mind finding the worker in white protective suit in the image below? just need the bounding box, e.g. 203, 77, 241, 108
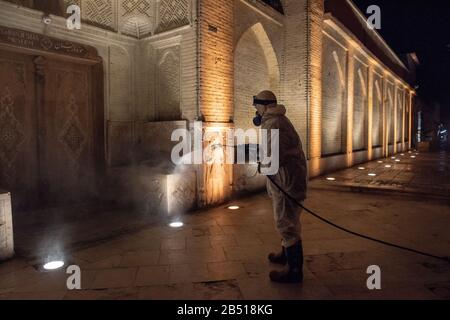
253, 90, 308, 283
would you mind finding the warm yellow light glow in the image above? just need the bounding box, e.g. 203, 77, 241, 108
358, 167, 365, 170
326, 177, 336, 181
410, 155, 416, 158
203, 125, 232, 206
377, 161, 383, 164
368, 173, 377, 177
228, 206, 240, 210
395, 159, 401, 162
43, 261, 65, 270
385, 165, 392, 168
169, 222, 184, 228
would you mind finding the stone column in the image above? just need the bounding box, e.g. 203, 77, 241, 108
346, 47, 355, 167
393, 83, 399, 154
409, 92, 414, 149
307, 0, 324, 176
367, 66, 374, 160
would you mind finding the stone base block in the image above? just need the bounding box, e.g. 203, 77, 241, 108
0, 190, 14, 261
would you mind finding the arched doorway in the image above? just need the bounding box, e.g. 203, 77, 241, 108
233, 23, 280, 192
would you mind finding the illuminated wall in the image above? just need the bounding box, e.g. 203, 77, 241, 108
321, 31, 347, 156
352, 57, 369, 151
198, 0, 234, 123
372, 71, 383, 148
234, 23, 280, 131
197, 0, 235, 205
319, 14, 414, 174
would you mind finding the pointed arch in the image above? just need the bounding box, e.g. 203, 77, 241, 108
234, 23, 280, 129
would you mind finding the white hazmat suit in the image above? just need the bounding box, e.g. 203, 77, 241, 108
261, 104, 308, 248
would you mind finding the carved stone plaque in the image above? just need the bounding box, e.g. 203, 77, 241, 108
0, 26, 100, 62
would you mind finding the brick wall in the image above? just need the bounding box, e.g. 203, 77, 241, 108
353, 57, 369, 151
372, 71, 383, 148
307, 0, 325, 175
321, 31, 347, 156
198, 0, 234, 123
234, 25, 273, 130
280, 0, 309, 151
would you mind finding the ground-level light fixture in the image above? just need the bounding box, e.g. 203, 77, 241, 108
169, 222, 184, 228
395, 159, 401, 162
411, 155, 416, 158
377, 161, 383, 164
228, 206, 240, 210
368, 173, 377, 177
391, 157, 396, 159
43, 261, 65, 271
385, 165, 392, 168
358, 167, 365, 170
326, 177, 336, 181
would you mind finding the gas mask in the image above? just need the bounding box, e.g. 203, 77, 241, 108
252, 96, 277, 127
253, 112, 263, 127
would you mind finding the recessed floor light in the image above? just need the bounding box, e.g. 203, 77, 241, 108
368, 173, 377, 177
395, 159, 401, 162
228, 206, 240, 210
385, 165, 392, 168
377, 161, 383, 164
326, 177, 336, 181
169, 222, 184, 228
358, 167, 365, 170
401, 154, 405, 156
43, 261, 65, 271
410, 155, 416, 158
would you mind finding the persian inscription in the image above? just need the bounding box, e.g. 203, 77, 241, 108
0, 26, 99, 61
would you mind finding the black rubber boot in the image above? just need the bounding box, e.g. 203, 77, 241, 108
268, 247, 287, 265
269, 241, 304, 283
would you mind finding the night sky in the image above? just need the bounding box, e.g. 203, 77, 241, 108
353, 0, 450, 121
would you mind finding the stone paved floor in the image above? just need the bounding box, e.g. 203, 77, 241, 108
311, 150, 450, 199
0, 152, 449, 300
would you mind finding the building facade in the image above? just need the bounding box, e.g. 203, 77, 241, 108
0, 0, 415, 213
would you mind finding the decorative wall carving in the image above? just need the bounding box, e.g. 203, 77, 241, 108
109, 45, 132, 120
156, 46, 180, 121
0, 26, 99, 61
58, 93, 87, 164
83, 0, 116, 30
0, 87, 25, 184
120, 0, 154, 38
3, 0, 191, 38
122, 0, 151, 16
156, 0, 190, 33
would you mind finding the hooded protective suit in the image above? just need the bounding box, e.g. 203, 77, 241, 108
261, 104, 308, 248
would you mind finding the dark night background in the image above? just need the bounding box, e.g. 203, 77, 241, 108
354, 0, 450, 125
